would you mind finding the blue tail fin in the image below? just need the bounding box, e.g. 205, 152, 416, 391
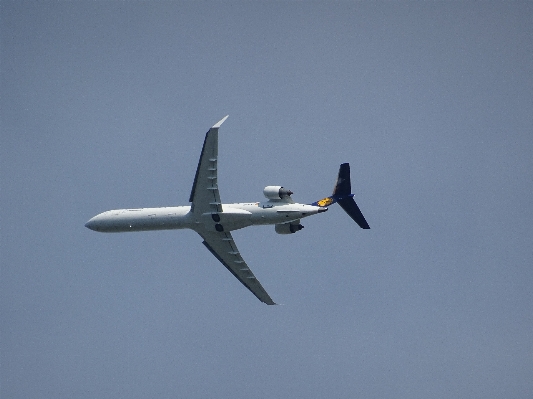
333, 162, 352, 196
311, 163, 370, 229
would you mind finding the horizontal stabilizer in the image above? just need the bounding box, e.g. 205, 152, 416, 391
338, 197, 370, 229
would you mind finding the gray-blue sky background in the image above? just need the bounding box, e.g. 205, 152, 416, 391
2, 2, 532, 398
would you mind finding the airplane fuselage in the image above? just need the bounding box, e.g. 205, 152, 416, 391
85, 201, 326, 233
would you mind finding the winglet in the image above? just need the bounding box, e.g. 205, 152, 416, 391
212, 115, 229, 129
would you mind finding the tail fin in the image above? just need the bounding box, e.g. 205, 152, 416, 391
333, 162, 352, 196
311, 163, 370, 229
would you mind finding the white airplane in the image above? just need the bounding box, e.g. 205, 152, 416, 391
85, 116, 370, 305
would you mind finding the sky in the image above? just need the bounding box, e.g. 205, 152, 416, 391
1, 2, 532, 398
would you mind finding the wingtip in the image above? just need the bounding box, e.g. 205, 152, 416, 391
212, 115, 229, 129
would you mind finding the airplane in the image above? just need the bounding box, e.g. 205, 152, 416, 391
85, 116, 370, 305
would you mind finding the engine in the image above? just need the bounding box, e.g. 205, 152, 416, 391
263, 186, 293, 200
275, 222, 304, 234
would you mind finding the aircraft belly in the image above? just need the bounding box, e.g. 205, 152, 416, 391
250, 208, 298, 225
198, 209, 253, 232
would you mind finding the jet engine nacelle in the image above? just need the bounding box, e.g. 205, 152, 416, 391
263, 186, 293, 200
275, 222, 304, 234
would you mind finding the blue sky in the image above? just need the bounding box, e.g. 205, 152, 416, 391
2, 2, 532, 398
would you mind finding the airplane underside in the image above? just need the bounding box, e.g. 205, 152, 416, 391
86, 116, 369, 304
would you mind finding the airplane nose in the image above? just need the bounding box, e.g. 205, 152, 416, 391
318, 207, 328, 213
85, 218, 98, 231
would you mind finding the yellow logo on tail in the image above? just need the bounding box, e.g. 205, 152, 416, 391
316, 197, 334, 207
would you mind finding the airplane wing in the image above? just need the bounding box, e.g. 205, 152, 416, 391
199, 230, 276, 305
189, 116, 228, 215
189, 116, 275, 305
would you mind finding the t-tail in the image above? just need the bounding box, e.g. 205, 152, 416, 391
311, 163, 370, 229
